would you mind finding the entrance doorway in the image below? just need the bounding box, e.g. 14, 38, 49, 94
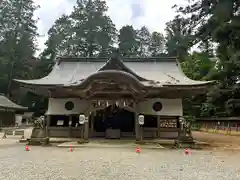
92, 104, 135, 138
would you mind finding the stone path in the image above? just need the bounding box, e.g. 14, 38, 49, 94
58, 141, 164, 149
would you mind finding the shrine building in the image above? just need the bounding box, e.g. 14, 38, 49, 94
13, 53, 214, 140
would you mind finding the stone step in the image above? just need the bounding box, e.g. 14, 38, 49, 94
28, 137, 50, 146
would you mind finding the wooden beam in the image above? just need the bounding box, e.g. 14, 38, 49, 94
157, 116, 161, 137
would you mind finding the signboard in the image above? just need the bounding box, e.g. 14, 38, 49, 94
138, 115, 144, 125
57, 120, 64, 126
79, 114, 85, 124
160, 119, 177, 128
92, 100, 134, 109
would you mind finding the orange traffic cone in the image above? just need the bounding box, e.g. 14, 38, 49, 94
25, 145, 30, 151
136, 147, 140, 153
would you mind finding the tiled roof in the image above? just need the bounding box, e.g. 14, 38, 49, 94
0, 95, 27, 110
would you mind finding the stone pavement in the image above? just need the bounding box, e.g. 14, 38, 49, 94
0, 138, 19, 146
58, 141, 165, 149
0, 145, 239, 180
0, 127, 33, 147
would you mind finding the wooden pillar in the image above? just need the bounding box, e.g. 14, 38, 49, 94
45, 115, 50, 137
46, 92, 52, 138
90, 112, 95, 137
157, 115, 161, 138
84, 115, 89, 140
81, 126, 84, 138
135, 112, 140, 141
178, 116, 181, 140
68, 115, 72, 138
133, 101, 140, 141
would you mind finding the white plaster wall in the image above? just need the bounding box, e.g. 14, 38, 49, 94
15, 114, 22, 126
46, 98, 183, 116
137, 98, 183, 116
46, 98, 90, 115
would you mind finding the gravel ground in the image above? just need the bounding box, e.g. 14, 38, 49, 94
0, 143, 240, 180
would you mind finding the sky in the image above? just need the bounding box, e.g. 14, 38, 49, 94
34, 0, 187, 54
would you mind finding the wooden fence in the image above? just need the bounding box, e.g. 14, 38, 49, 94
192, 118, 240, 136
1, 128, 25, 136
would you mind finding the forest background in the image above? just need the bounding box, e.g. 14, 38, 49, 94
1, 0, 239, 119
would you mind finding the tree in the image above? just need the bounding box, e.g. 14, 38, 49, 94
180, 52, 215, 117
149, 31, 165, 57
0, 0, 39, 95
41, 0, 117, 59
136, 26, 151, 56
41, 15, 72, 60
118, 26, 165, 57
165, 16, 192, 59
175, 0, 240, 117
118, 25, 139, 57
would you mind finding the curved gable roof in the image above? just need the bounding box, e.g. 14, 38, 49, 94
13, 55, 214, 87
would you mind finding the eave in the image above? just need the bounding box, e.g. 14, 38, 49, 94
0, 95, 28, 111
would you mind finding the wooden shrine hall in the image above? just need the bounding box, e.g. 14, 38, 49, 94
13, 52, 214, 140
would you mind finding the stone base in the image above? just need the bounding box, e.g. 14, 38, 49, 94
176, 141, 196, 149
28, 137, 50, 146
77, 139, 89, 144
175, 135, 198, 149
19, 139, 28, 143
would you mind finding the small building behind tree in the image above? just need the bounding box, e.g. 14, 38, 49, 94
0, 95, 28, 127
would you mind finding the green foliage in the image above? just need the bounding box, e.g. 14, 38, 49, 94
175, 0, 240, 117
118, 25, 139, 57
0, 0, 39, 96
118, 25, 165, 57
181, 52, 214, 80
41, 0, 117, 59
165, 15, 193, 60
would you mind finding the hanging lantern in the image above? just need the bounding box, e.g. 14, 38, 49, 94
79, 114, 85, 124
138, 115, 144, 125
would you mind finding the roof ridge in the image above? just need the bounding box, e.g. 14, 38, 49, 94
56, 56, 177, 63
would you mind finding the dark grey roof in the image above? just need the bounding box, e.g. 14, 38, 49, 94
0, 95, 27, 110
14, 56, 214, 87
